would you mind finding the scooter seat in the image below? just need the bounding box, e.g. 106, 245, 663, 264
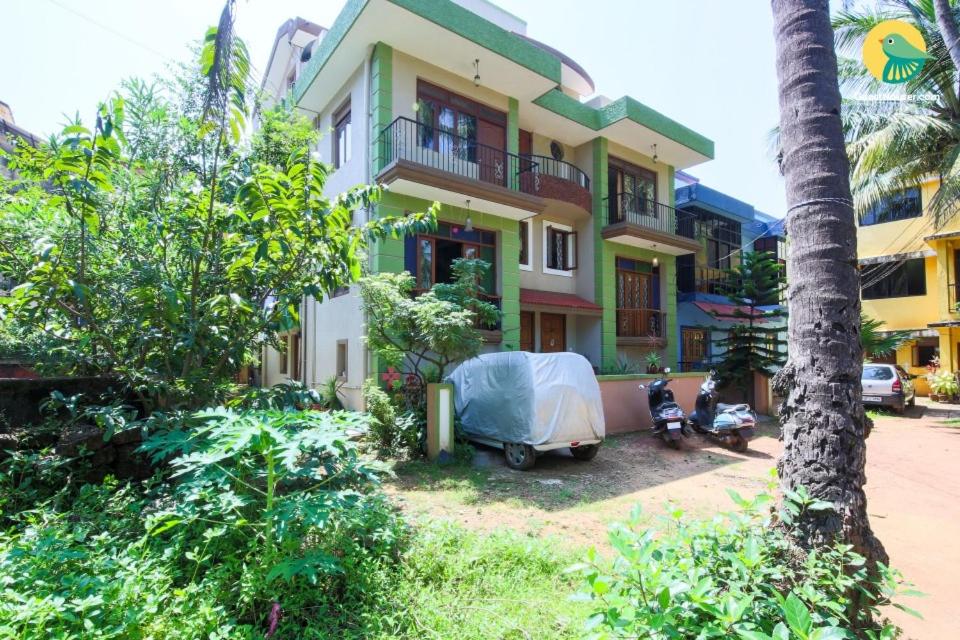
717, 402, 749, 412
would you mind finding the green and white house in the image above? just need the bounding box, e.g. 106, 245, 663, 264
259, 0, 714, 408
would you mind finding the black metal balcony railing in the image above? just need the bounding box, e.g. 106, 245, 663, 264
519, 153, 590, 191
616, 308, 665, 339
950, 282, 960, 313
377, 117, 538, 195
607, 193, 698, 239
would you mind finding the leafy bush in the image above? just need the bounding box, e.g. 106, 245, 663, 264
0, 408, 405, 638
362, 379, 420, 457
927, 370, 958, 397
575, 488, 918, 640
227, 381, 323, 411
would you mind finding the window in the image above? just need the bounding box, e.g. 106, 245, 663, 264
698, 210, 741, 270
278, 337, 288, 375
519, 220, 532, 271
608, 159, 657, 223
543, 222, 576, 275
615, 257, 661, 338
860, 189, 922, 226
415, 81, 506, 164
863, 365, 894, 381
862, 258, 926, 299
336, 340, 348, 380
290, 332, 301, 381
286, 70, 296, 91
334, 103, 351, 169
404, 221, 497, 294
913, 339, 938, 367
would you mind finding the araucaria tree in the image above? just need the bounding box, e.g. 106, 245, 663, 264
0, 3, 433, 410
713, 250, 787, 403
771, 0, 887, 565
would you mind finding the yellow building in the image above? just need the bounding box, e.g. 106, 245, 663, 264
858, 179, 960, 393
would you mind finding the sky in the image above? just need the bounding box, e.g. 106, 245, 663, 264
2, 0, 788, 217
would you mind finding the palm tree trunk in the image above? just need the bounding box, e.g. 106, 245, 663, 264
770, 0, 887, 565
934, 0, 960, 95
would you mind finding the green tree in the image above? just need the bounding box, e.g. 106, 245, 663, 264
712, 251, 787, 404
833, 1, 960, 224
0, 4, 434, 410
359, 259, 499, 386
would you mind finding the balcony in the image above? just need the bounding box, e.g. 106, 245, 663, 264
375, 117, 545, 220
519, 154, 592, 215
616, 308, 666, 346
602, 193, 701, 255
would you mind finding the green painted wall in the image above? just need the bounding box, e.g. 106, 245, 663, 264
507, 97, 519, 191
591, 136, 680, 371
369, 42, 393, 178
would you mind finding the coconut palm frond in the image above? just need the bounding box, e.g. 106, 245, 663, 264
861, 314, 910, 359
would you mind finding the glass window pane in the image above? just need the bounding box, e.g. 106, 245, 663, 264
457, 114, 476, 161
418, 239, 432, 289
438, 107, 455, 155
417, 99, 435, 148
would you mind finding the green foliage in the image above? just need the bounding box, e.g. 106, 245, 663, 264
713, 251, 788, 395
0, 407, 403, 638
576, 490, 918, 640
226, 381, 322, 411
861, 314, 910, 361
927, 369, 958, 396
359, 258, 499, 385
250, 105, 318, 168
362, 378, 420, 457
0, 23, 434, 412
832, 2, 960, 226
319, 376, 345, 410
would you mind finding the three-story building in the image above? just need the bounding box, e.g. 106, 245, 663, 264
258, 0, 714, 407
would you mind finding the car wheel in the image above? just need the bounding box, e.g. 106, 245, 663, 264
908, 395, 916, 408
504, 443, 536, 470
570, 444, 600, 461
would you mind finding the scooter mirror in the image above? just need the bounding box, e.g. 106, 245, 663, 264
710, 369, 717, 376
638, 384, 646, 390
663, 367, 671, 374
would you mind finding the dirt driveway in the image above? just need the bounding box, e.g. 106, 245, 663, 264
387, 401, 958, 639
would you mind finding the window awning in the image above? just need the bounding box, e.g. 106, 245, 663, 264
519, 288, 602, 315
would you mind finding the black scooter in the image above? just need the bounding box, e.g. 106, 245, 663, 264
687, 370, 757, 452
639, 368, 690, 449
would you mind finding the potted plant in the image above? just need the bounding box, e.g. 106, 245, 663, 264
928, 370, 959, 403
645, 352, 662, 374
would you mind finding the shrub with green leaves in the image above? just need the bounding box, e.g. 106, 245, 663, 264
362, 378, 421, 457
0, 408, 404, 638
575, 488, 919, 640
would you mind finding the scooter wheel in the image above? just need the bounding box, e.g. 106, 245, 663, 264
732, 436, 748, 453
667, 438, 681, 450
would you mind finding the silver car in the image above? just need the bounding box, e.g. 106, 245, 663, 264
862, 363, 916, 414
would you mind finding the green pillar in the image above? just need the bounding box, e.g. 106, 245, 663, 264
592, 137, 616, 371
507, 97, 519, 191
369, 42, 393, 177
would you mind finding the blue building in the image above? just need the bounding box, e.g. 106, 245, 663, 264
673, 176, 786, 372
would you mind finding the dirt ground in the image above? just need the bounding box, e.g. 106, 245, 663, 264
386, 400, 959, 640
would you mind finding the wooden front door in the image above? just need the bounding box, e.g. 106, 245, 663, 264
520, 311, 534, 352
477, 120, 506, 186
540, 313, 566, 353
681, 327, 708, 371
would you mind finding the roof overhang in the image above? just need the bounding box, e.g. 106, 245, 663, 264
289, 0, 713, 170
294, 0, 561, 117
858, 249, 935, 265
